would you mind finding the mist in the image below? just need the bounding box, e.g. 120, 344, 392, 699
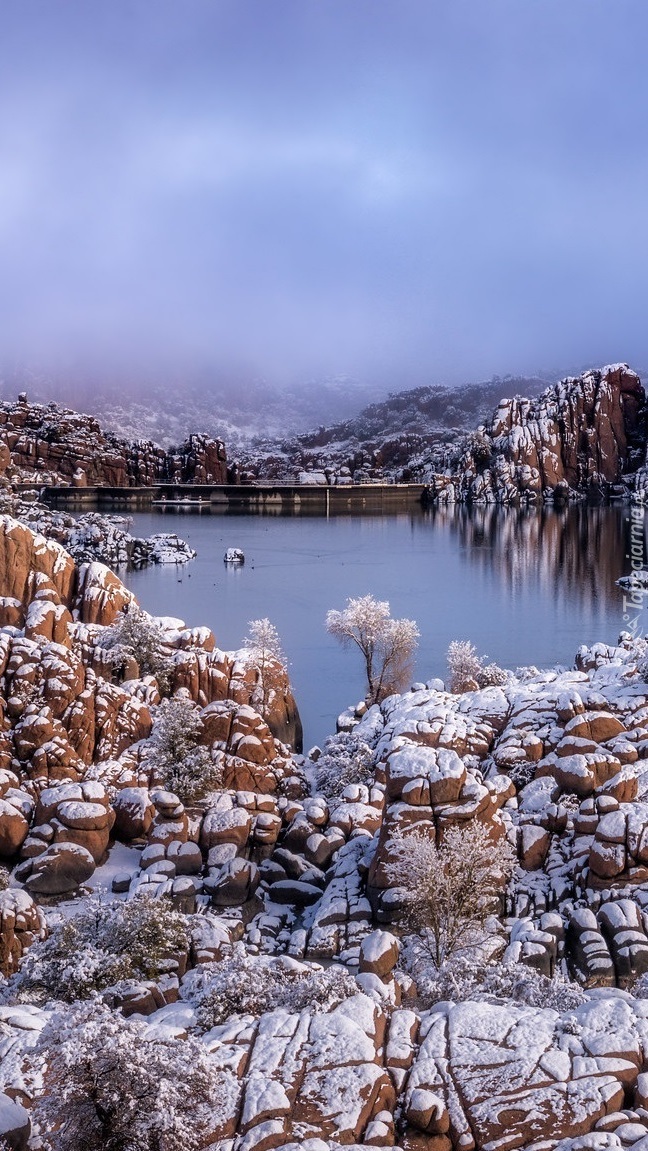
2, 0, 648, 394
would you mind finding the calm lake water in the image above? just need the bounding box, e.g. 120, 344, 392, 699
122, 505, 647, 749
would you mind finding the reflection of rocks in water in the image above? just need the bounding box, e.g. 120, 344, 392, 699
424, 504, 643, 610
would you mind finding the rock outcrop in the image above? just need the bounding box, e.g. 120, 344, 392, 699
6, 497, 195, 568
425, 364, 648, 504
0, 516, 301, 901
233, 375, 550, 485
0, 398, 229, 487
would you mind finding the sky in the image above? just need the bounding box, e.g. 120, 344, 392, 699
1, 0, 648, 391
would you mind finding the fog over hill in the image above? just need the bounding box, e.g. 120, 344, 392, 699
0, 369, 383, 447
0, 366, 557, 452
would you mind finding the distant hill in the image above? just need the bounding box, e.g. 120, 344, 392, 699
297, 376, 550, 448
0, 366, 556, 452
236, 375, 553, 482
0, 370, 383, 447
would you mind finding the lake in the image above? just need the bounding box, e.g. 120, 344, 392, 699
122, 505, 648, 749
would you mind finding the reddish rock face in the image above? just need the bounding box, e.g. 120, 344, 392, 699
0, 888, 46, 975
427, 364, 648, 503
0, 519, 76, 609
0, 399, 229, 487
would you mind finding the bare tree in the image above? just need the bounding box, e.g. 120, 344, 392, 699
243, 617, 287, 718
326, 594, 419, 705
385, 821, 515, 967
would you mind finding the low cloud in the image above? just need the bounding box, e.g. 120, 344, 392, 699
1, 0, 647, 390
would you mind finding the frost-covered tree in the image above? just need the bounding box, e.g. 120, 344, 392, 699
446, 640, 507, 693
479, 661, 508, 687
385, 822, 515, 967
147, 697, 223, 803
243, 617, 287, 718
326, 594, 419, 705
635, 640, 648, 683
31, 1001, 236, 1151
464, 429, 493, 472
101, 605, 172, 692
9, 895, 189, 1004
446, 640, 481, 692
314, 732, 375, 799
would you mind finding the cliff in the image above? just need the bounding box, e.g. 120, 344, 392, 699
0, 396, 230, 487
425, 363, 648, 503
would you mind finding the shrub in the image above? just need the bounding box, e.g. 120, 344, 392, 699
466, 430, 493, 471
147, 697, 223, 804
446, 640, 507, 693
506, 760, 537, 790
9, 895, 189, 1004
189, 950, 357, 1029
101, 605, 172, 692
403, 949, 585, 1011
447, 640, 482, 692
30, 1000, 237, 1151
314, 732, 375, 799
636, 643, 648, 683
478, 661, 508, 687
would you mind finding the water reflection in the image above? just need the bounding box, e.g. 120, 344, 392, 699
421, 504, 641, 610
125, 505, 647, 745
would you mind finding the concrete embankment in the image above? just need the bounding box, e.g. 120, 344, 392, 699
35, 482, 427, 515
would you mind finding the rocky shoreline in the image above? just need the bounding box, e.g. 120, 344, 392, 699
10, 499, 196, 568
3, 367, 648, 512
422, 364, 648, 506
211, 364, 648, 505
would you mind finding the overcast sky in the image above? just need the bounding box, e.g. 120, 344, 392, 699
1, 1, 647, 389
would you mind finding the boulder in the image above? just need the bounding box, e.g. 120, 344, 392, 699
359, 930, 400, 979
0, 1094, 30, 1151
22, 841, 96, 894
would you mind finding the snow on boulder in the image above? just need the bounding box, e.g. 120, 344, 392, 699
147, 534, 196, 564
385, 744, 466, 803
358, 930, 400, 979
0, 798, 29, 858
404, 1087, 449, 1135
0, 1093, 30, 1150
74, 560, 135, 625
112, 787, 156, 839
21, 841, 96, 894
0, 888, 46, 976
